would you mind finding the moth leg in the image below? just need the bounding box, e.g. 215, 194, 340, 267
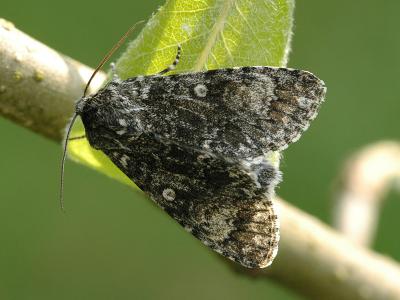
157, 44, 181, 75
68, 135, 86, 141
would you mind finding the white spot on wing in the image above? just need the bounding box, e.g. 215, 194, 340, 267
194, 84, 208, 97
162, 188, 176, 201
297, 97, 312, 109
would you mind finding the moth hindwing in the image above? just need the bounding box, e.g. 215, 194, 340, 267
75, 66, 326, 268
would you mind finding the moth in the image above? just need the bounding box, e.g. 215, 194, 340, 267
62, 35, 326, 269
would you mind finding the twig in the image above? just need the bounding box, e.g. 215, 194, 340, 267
0, 18, 106, 141
333, 141, 400, 246
1, 19, 400, 300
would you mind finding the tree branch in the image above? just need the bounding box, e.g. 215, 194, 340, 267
1, 18, 400, 300
266, 199, 400, 300
0, 18, 106, 141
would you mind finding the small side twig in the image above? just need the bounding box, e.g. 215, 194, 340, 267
333, 141, 400, 246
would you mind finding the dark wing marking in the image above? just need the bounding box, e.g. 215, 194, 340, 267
112, 66, 326, 159
100, 133, 280, 268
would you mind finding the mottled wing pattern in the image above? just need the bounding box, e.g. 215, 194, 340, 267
112, 67, 326, 159
101, 133, 280, 268
77, 66, 326, 268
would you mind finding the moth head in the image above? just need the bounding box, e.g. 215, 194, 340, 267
76, 89, 130, 149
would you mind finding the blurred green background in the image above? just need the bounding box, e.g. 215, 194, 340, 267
1, 1, 399, 299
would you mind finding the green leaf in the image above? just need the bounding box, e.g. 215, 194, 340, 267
67, 0, 294, 188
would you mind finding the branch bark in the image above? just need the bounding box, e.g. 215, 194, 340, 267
1, 18, 400, 300
266, 199, 400, 300
0, 18, 106, 141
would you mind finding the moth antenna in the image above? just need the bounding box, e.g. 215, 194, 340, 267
83, 20, 144, 97
60, 21, 143, 211
157, 44, 181, 75
60, 113, 78, 212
